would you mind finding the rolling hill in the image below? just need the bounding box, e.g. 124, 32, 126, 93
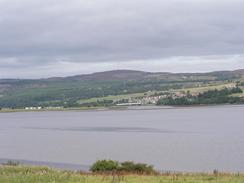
0, 69, 243, 108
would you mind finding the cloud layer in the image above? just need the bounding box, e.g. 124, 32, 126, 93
0, 0, 243, 78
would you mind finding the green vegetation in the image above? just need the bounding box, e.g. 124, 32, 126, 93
0, 165, 244, 183
90, 160, 155, 174
77, 92, 145, 104
157, 87, 244, 105
90, 160, 120, 172
0, 69, 244, 108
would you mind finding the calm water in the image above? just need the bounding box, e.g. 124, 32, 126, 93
0, 105, 244, 172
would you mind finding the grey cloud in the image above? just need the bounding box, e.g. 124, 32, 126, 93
0, 0, 244, 77
1, 54, 244, 79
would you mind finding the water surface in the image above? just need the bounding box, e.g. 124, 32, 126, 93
0, 105, 243, 172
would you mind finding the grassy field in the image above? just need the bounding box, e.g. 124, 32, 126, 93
77, 92, 147, 104
178, 82, 235, 93
0, 165, 244, 183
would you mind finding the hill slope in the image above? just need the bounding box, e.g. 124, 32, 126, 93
0, 69, 243, 108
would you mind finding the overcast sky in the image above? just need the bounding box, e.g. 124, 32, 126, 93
0, 0, 244, 78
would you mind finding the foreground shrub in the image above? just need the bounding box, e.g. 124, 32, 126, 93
90, 160, 119, 172
119, 161, 155, 174
90, 160, 156, 174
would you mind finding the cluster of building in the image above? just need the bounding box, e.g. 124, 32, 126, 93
137, 95, 166, 104
24, 106, 63, 110
116, 91, 195, 105
24, 106, 42, 110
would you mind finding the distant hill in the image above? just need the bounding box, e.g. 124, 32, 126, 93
49, 69, 244, 81
0, 69, 243, 108
66, 70, 150, 81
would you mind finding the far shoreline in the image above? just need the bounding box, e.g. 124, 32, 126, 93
0, 103, 243, 113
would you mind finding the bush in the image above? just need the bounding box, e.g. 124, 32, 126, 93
90, 160, 119, 172
133, 163, 154, 174
90, 160, 156, 174
119, 161, 155, 174
119, 161, 135, 171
